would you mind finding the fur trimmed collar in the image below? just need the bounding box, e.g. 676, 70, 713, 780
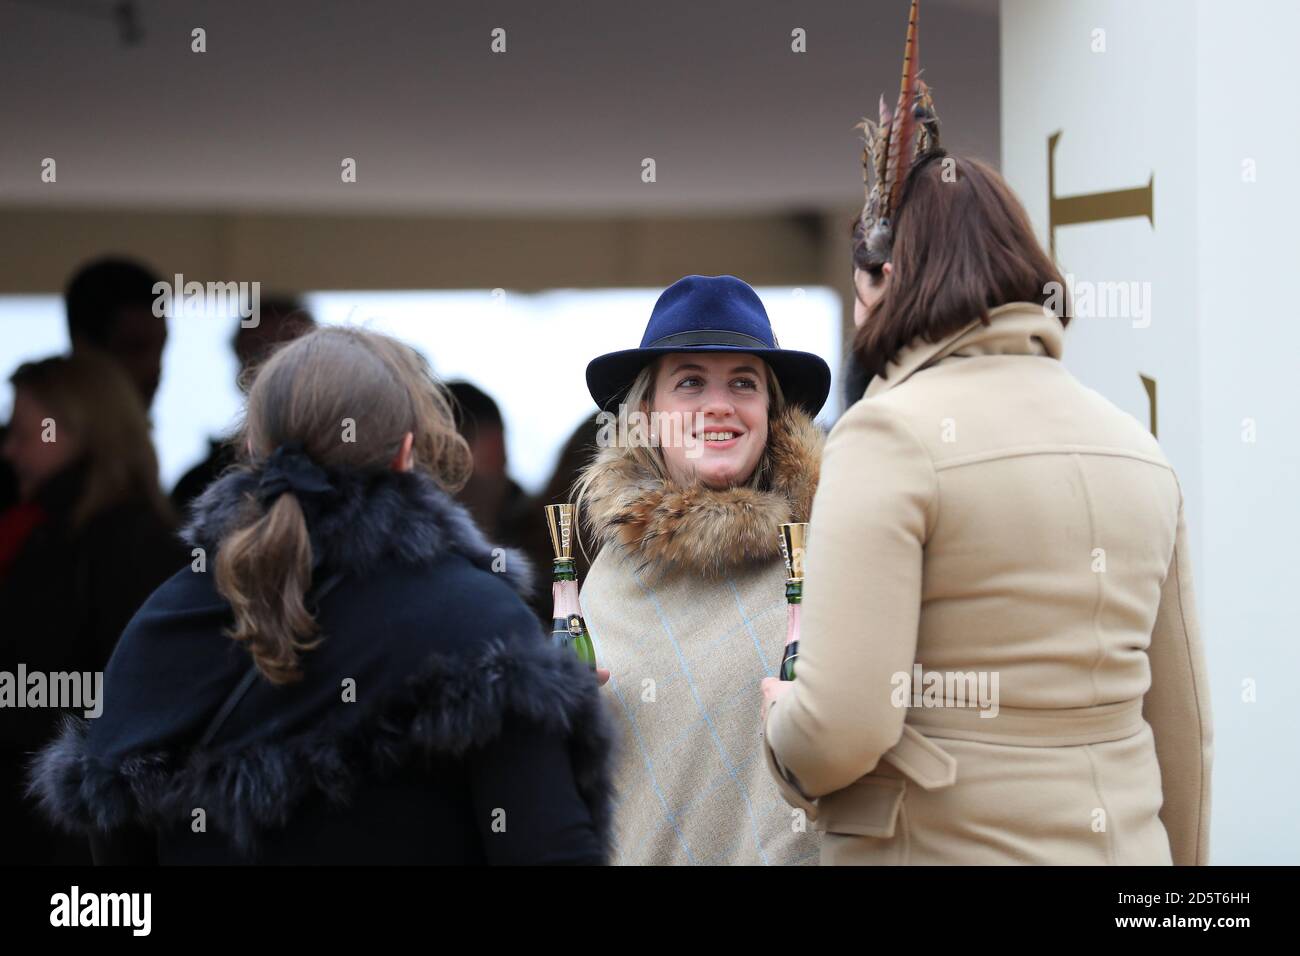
183, 464, 535, 599
26, 466, 619, 860
29, 637, 617, 860
579, 406, 824, 579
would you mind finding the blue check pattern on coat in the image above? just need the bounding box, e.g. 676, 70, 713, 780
582, 548, 821, 866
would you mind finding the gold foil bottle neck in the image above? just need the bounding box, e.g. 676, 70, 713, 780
545, 503, 575, 559
778, 522, 807, 580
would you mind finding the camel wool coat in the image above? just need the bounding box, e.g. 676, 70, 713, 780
764, 302, 1213, 866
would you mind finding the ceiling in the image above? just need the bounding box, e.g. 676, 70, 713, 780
0, 0, 1000, 214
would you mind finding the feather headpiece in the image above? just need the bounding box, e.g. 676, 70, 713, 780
857, 0, 942, 268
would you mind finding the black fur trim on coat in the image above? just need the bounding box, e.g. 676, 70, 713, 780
182, 464, 536, 595
27, 467, 617, 861
29, 639, 617, 859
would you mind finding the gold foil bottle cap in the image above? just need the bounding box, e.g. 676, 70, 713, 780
545, 503, 575, 560
778, 522, 807, 580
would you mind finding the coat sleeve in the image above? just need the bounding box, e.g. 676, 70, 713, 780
468, 713, 606, 865
1141, 493, 1213, 865
764, 400, 935, 799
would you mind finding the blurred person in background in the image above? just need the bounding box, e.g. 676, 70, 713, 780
0, 256, 167, 516
444, 381, 548, 616
0, 353, 187, 864
171, 299, 316, 513
445, 381, 533, 540
64, 256, 168, 410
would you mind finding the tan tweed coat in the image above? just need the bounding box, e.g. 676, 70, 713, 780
578, 407, 825, 865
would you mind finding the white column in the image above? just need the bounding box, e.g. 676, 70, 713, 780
1001, 0, 1300, 865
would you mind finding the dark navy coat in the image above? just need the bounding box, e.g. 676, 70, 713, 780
29, 466, 616, 865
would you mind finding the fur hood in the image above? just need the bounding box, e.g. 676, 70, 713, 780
579, 405, 824, 579
27, 467, 617, 860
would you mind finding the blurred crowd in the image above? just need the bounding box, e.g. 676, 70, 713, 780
0, 256, 592, 864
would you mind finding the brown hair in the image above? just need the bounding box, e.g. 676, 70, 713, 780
851, 152, 1068, 380
10, 352, 172, 529
216, 327, 472, 684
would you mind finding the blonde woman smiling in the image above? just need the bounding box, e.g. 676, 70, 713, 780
576, 275, 830, 865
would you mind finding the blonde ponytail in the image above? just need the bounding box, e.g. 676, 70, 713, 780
214, 491, 320, 685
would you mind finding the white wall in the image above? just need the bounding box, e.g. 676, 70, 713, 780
1191, 0, 1300, 866
1002, 0, 1299, 864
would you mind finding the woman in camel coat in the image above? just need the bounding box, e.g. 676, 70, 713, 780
762, 154, 1213, 865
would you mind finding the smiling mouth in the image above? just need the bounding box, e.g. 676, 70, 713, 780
696, 430, 745, 449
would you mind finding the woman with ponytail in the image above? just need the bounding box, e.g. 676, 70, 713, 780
29, 327, 616, 865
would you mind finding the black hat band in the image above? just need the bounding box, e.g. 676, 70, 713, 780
645, 329, 770, 350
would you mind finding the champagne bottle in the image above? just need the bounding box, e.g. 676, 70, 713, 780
778, 522, 807, 681
545, 503, 597, 671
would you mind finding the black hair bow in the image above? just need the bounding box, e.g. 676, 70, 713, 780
256, 442, 336, 511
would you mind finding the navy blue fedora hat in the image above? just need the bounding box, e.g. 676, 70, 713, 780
585, 275, 832, 415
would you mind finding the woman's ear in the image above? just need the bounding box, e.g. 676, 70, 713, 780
882, 261, 893, 279
391, 432, 415, 473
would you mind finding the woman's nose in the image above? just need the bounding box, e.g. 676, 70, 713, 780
699, 389, 736, 417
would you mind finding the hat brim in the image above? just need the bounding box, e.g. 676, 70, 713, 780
585, 345, 832, 416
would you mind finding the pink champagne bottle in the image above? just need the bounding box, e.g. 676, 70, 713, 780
545, 504, 597, 670
778, 522, 807, 681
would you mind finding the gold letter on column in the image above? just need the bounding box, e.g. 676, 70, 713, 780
1139, 374, 1157, 438
1048, 131, 1154, 257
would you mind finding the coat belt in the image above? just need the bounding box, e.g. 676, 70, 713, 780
768, 699, 1148, 830
880, 699, 1146, 791
904, 698, 1146, 749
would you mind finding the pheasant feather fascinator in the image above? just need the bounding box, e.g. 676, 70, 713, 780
857, 0, 942, 269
